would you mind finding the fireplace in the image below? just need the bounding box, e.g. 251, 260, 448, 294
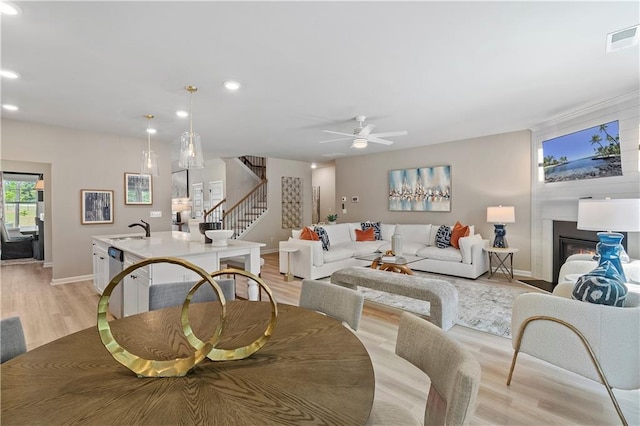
551, 221, 627, 285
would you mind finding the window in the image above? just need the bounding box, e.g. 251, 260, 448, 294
2, 174, 38, 228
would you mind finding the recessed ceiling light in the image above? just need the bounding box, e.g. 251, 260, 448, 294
0, 69, 20, 79
176, 110, 189, 118
0, 2, 21, 15
223, 80, 241, 91
2, 104, 19, 111
311, 163, 317, 169
146, 128, 157, 134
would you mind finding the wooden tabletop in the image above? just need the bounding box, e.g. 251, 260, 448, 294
1, 302, 375, 425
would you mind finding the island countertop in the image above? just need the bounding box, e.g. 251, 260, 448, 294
92, 231, 265, 259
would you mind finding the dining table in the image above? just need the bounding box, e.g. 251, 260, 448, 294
1, 301, 375, 425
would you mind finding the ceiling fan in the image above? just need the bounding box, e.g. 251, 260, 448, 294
320, 116, 408, 149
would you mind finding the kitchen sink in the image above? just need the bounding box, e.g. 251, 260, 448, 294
110, 236, 147, 241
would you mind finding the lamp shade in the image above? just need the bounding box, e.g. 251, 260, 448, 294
577, 198, 640, 232
487, 206, 515, 223
34, 176, 44, 190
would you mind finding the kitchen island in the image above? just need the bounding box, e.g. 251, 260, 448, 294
92, 231, 265, 316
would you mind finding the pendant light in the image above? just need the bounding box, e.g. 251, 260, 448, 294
141, 114, 160, 177
178, 85, 204, 169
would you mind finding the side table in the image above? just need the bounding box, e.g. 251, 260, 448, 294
485, 247, 519, 282
280, 246, 299, 282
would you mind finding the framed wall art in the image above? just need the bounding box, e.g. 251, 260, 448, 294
81, 189, 114, 224
171, 170, 189, 199
124, 173, 152, 205
388, 165, 451, 212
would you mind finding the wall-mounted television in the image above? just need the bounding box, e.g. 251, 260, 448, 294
542, 120, 622, 183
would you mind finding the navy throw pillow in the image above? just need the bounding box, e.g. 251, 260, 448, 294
435, 225, 452, 249
572, 261, 627, 307
361, 222, 382, 240
314, 226, 330, 251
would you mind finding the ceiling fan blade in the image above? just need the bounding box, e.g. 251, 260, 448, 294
358, 124, 376, 136
367, 137, 395, 145
319, 137, 352, 143
368, 130, 408, 138
323, 130, 354, 137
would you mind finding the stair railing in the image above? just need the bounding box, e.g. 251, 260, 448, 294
222, 178, 268, 238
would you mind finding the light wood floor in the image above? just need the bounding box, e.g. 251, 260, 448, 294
2, 254, 639, 425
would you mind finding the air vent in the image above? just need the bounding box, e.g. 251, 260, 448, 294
606, 24, 639, 53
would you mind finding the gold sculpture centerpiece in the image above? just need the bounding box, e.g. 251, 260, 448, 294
97, 257, 277, 377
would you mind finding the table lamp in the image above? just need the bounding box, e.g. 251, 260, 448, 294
173, 201, 191, 224
487, 206, 515, 248
577, 198, 640, 283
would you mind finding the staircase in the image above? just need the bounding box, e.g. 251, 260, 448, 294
239, 155, 266, 180
224, 179, 268, 238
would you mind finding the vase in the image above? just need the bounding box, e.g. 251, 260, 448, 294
328, 221, 336, 225
391, 232, 403, 256
595, 232, 627, 283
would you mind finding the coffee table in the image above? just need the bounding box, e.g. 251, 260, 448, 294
356, 253, 427, 275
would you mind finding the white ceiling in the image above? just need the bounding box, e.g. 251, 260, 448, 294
1, 1, 638, 164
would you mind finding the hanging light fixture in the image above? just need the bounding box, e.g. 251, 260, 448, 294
34, 174, 45, 190
141, 114, 159, 177
178, 85, 204, 169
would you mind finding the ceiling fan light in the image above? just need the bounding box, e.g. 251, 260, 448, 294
351, 138, 368, 149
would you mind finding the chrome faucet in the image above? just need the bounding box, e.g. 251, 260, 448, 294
128, 220, 151, 237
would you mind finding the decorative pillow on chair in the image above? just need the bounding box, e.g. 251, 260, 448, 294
300, 227, 319, 241
571, 261, 627, 307
450, 221, 470, 249
355, 227, 376, 241
361, 222, 382, 240
314, 226, 331, 251
435, 225, 452, 249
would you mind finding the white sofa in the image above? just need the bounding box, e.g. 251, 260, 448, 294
279, 222, 489, 280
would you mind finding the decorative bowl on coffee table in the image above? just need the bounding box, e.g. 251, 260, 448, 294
205, 229, 234, 246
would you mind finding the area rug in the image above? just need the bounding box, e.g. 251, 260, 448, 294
356, 271, 540, 338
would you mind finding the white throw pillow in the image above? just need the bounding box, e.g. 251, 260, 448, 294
291, 229, 303, 239
459, 233, 483, 264
380, 224, 396, 241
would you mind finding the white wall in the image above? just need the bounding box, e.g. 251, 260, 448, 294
1, 119, 173, 281
312, 163, 335, 223
531, 91, 640, 281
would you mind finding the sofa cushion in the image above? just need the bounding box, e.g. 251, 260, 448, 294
395, 224, 431, 244
458, 233, 482, 264
435, 225, 452, 248
417, 246, 462, 262
399, 241, 429, 256
380, 224, 396, 241
323, 223, 352, 246
337, 241, 382, 257
323, 246, 354, 264
450, 221, 471, 249
355, 227, 376, 241
300, 227, 319, 241
314, 226, 330, 251
361, 222, 382, 240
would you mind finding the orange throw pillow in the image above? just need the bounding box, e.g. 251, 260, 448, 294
355, 227, 376, 241
300, 227, 319, 241
450, 221, 470, 248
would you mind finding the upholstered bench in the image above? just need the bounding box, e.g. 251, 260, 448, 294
330, 267, 458, 330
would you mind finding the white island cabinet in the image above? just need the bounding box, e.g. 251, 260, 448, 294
92, 231, 265, 316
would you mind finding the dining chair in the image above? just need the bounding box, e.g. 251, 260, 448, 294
1, 316, 27, 363
149, 278, 236, 311
367, 312, 481, 426
299, 279, 364, 331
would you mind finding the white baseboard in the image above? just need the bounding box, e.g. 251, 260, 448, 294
43, 262, 53, 268
50, 274, 93, 286
513, 269, 532, 277
261, 248, 278, 255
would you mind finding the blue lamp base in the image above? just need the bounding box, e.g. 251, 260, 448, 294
596, 232, 627, 283
492, 224, 508, 248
